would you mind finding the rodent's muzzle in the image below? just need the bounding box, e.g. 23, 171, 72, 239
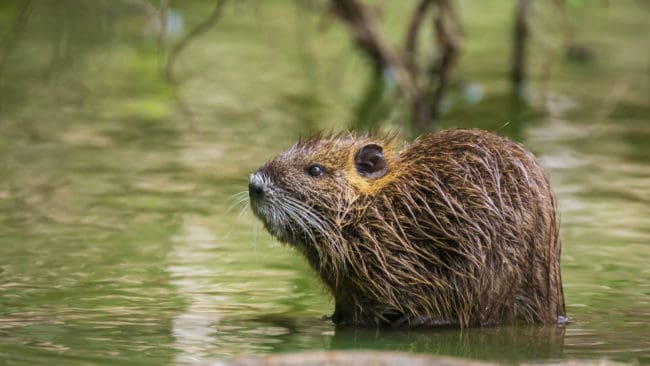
248, 177, 265, 201
248, 171, 291, 242
248, 171, 269, 205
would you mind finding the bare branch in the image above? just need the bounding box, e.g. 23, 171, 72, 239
511, 0, 531, 99
0, 0, 33, 117
330, 0, 430, 129
430, 0, 462, 121
165, 0, 229, 83
158, 0, 169, 77
404, 0, 435, 75
0, 0, 33, 81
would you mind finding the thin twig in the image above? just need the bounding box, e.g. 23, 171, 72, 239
165, 0, 229, 83
429, 0, 462, 122
404, 0, 435, 75
0, 0, 33, 117
158, 0, 169, 77
511, 0, 531, 99
330, 0, 427, 129
0, 0, 33, 82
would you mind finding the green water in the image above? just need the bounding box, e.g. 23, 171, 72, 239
0, 1, 648, 365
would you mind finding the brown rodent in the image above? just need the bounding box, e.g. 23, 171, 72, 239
248, 129, 565, 328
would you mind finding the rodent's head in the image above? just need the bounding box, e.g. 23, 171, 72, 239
248, 133, 397, 248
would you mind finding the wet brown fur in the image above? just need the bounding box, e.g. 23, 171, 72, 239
249, 129, 566, 328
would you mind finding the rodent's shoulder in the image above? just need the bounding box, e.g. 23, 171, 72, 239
399, 128, 522, 160
409, 128, 505, 148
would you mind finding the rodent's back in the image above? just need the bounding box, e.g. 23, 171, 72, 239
352, 129, 564, 326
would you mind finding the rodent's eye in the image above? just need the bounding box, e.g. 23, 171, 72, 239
306, 164, 325, 178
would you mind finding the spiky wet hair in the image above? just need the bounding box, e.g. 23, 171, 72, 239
249, 129, 565, 328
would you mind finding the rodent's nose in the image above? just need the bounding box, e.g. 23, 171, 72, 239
248, 180, 265, 200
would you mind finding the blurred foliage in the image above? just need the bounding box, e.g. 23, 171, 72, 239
1, 0, 648, 137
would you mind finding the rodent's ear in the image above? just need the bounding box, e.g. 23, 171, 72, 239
355, 143, 387, 179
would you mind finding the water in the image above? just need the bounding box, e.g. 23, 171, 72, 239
0, 1, 648, 365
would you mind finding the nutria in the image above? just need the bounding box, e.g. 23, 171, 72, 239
248, 129, 565, 328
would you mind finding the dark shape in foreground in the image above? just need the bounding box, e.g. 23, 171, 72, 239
249, 129, 565, 328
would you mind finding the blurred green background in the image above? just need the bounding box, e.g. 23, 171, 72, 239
0, 1, 648, 365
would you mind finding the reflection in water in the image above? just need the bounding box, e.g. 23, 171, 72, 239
168, 219, 224, 364
198, 316, 567, 364
167, 215, 329, 362
331, 325, 567, 362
